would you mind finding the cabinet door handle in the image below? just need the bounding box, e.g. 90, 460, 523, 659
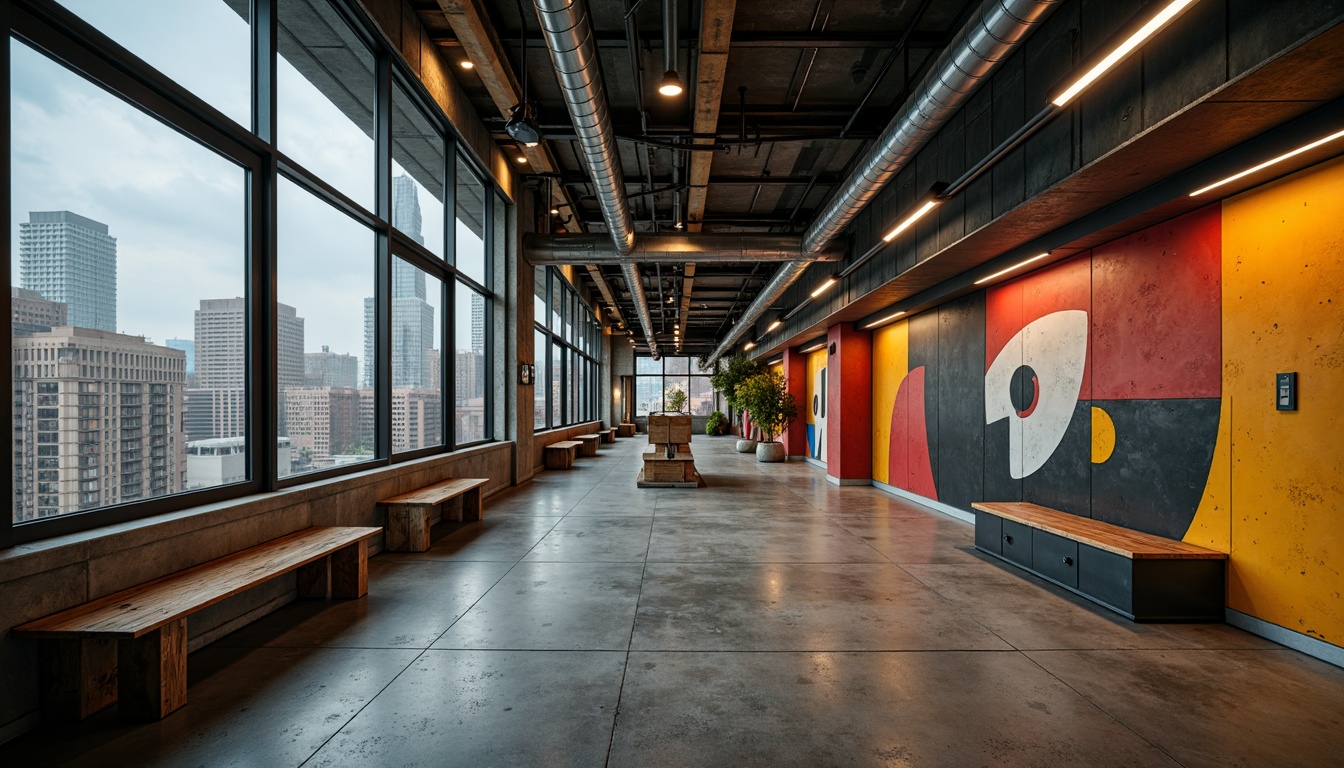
1003, 534, 1013, 544
1062, 556, 1073, 566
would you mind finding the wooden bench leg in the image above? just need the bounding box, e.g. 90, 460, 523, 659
460, 487, 483, 522
385, 506, 431, 552
118, 618, 187, 721
38, 638, 118, 722
331, 539, 368, 599
297, 557, 331, 599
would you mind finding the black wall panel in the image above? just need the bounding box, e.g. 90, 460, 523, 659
1143, 0, 1228, 129
908, 309, 940, 493
1022, 400, 1093, 517
934, 294, 986, 509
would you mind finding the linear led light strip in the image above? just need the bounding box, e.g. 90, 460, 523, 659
883, 199, 940, 242
1051, 0, 1200, 107
974, 252, 1049, 285
799, 342, 825, 354
1190, 128, 1344, 196
862, 310, 906, 330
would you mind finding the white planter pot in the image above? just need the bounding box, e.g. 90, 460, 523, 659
736, 439, 758, 453
756, 442, 786, 462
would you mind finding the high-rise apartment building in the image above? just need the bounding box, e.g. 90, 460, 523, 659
18, 211, 117, 333
191, 298, 303, 441
11, 287, 67, 335
281, 387, 360, 466
364, 175, 436, 389
305, 345, 358, 388
12, 327, 186, 522
391, 388, 442, 452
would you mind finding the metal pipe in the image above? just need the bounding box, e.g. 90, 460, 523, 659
523, 233, 847, 264
703, 0, 1061, 366
534, 0, 657, 356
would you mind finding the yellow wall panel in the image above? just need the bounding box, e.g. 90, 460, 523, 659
804, 349, 828, 461
1221, 155, 1344, 646
1184, 397, 1232, 553
871, 320, 909, 484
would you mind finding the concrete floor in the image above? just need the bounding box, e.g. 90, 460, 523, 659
5, 436, 1344, 767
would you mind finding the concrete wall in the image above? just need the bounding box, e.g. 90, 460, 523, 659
0, 442, 511, 742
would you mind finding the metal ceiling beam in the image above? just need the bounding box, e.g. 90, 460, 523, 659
522, 233, 846, 263
704, 0, 1065, 367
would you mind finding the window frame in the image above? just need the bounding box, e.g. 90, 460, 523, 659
533, 267, 600, 432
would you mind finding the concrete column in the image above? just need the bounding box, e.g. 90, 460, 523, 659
781, 347, 809, 458
825, 323, 872, 485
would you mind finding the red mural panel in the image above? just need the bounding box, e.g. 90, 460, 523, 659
1091, 205, 1222, 400
889, 367, 937, 499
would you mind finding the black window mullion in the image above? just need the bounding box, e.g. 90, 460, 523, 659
374, 48, 392, 461
1, 11, 12, 551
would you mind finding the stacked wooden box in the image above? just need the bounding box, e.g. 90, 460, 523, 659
640, 414, 700, 486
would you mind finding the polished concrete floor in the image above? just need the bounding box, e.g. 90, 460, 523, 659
5, 436, 1344, 767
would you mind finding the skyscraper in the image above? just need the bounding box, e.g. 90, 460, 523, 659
18, 211, 117, 332
189, 298, 303, 440
305, 345, 358, 388
364, 175, 436, 389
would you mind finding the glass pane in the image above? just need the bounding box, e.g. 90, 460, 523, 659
635, 377, 660, 417
534, 267, 547, 326
11, 41, 247, 523
391, 84, 445, 258
455, 282, 488, 444
663, 376, 689, 413
571, 350, 580, 421
278, 0, 375, 210
455, 156, 487, 284
577, 355, 586, 422
665, 356, 689, 375
690, 357, 709, 375
533, 329, 547, 430
59, 0, 251, 128
635, 356, 660, 375
550, 273, 561, 331
390, 259, 443, 453
277, 176, 375, 476
689, 376, 714, 415
550, 341, 563, 425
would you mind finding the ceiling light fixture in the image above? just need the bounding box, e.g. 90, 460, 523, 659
810, 278, 837, 298
504, 0, 542, 148
883, 197, 941, 242
460, 60, 474, 70
974, 252, 1049, 285
550, 206, 560, 215
1189, 127, 1344, 196
799, 342, 825, 354
1050, 0, 1200, 107
515, 155, 528, 164
767, 319, 782, 332
659, 0, 684, 97
863, 310, 906, 330
744, 340, 756, 351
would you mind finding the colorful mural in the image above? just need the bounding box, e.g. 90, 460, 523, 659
869, 157, 1344, 648
804, 348, 827, 461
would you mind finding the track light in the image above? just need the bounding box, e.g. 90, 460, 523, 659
658, 70, 684, 97
1189, 127, 1344, 197
505, 102, 542, 148
744, 340, 756, 351
882, 186, 946, 242
810, 278, 837, 298
767, 319, 782, 332
1050, 0, 1200, 107
974, 253, 1049, 285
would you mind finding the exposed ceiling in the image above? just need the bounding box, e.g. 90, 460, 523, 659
418, 0, 977, 357
421, 0, 1344, 362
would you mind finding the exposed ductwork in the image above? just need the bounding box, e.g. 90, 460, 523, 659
533, 0, 658, 357
703, 0, 1062, 366
522, 233, 847, 264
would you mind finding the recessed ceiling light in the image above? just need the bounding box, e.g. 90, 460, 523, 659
460, 60, 474, 70
515, 155, 528, 164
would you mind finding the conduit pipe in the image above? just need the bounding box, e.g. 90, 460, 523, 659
703, 0, 1062, 366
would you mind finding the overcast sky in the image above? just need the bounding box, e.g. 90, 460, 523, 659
10, 0, 483, 380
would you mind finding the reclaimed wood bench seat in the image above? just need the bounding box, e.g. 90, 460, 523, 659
573, 433, 602, 456
617, 422, 636, 437
545, 440, 582, 470
379, 477, 489, 552
599, 427, 617, 443
972, 502, 1226, 621
13, 526, 380, 721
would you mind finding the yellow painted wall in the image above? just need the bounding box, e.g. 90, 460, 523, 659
870, 320, 909, 484
1218, 156, 1344, 645
804, 349, 828, 459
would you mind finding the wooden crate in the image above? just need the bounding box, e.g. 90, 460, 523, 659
644, 457, 695, 482
647, 414, 692, 445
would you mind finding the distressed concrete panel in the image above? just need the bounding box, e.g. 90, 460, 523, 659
1078, 0, 1144, 167
935, 294, 987, 511
962, 107, 994, 233
1143, 0, 1227, 129
1228, 0, 1344, 80
991, 52, 1026, 218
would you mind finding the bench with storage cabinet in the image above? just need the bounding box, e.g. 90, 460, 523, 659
972, 502, 1226, 622
379, 477, 489, 552
12, 526, 380, 721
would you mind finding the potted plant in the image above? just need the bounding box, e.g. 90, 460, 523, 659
705, 410, 728, 436
736, 370, 798, 463
664, 381, 688, 413
708, 353, 765, 452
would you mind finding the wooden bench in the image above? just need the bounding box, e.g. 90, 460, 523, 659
573, 433, 602, 457
545, 440, 582, 470
379, 477, 489, 552
12, 526, 380, 721
599, 427, 618, 444
972, 502, 1227, 621
617, 422, 636, 438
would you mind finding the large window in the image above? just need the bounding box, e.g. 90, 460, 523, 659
634, 356, 714, 416
533, 267, 600, 431
6, 0, 503, 544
